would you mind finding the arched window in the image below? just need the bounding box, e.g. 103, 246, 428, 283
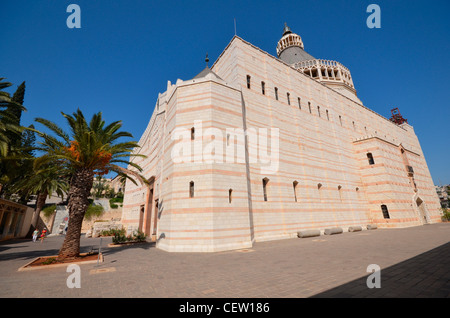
189, 181, 195, 198
367, 153, 375, 165
381, 205, 390, 219
262, 178, 269, 201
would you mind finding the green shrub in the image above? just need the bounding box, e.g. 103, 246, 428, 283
112, 228, 127, 244
84, 204, 104, 221
133, 230, 147, 242
442, 208, 450, 222
42, 205, 57, 218
111, 229, 147, 244
42, 257, 57, 265
109, 197, 123, 209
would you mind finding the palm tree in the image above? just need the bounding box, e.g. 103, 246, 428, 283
0, 77, 25, 157
35, 109, 146, 259
11, 164, 69, 229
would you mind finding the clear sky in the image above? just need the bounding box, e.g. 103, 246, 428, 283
1, 0, 449, 184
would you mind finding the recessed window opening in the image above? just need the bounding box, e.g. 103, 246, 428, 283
298, 97, 301, 110
293, 181, 298, 202
261, 81, 265, 95
191, 127, 195, 140
308, 102, 311, 113
228, 189, 233, 203
381, 204, 390, 219
367, 153, 375, 165
339, 115, 342, 126
189, 181, 195, 198
317, 106, 321, 117
246, 75, 251, 89
287, 93, 290, 105
326, 110, 329, 121
274, 87, 278, 100
262, 178, 269, 201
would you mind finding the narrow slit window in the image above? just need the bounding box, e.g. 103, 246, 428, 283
274, 87, 278, 100
293, 181, 298, 202
262, 178, 269, 201
381, 205, 390, 219
339, 115, 342, 126
326, 110, 329, 121
246, 75, 251, 89
298, 97, 301, 110
287, 93, 291, 105
308, 102, 311, 113
367, 153, 375, 165
189, 181, 195, 198
261, 81, 265, 95
228, 189, 232, 203
191, 127, 195, 140
317, 106, 321, 117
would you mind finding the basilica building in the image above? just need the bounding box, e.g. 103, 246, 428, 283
121, 24, 442, 252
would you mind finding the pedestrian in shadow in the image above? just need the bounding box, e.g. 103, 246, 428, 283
32, 229, 40, 242
40, 228, 47, 243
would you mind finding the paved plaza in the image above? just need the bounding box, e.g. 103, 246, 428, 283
0, 223, 449, 298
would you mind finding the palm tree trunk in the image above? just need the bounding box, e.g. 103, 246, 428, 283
58, 168, 94, 259
31, 190, 48, 227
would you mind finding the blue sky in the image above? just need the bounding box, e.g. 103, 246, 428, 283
1, 0, 449, 184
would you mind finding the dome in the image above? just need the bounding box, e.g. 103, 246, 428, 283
277, 23, 315, 64
276, 23, 305, 56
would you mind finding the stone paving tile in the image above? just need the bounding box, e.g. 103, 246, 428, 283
0, 223, 449, 298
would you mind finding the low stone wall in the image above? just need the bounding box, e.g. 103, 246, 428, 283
82, 208, 122, 233
85, 217, 123, 238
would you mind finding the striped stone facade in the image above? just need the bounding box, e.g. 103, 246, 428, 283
121, 36, 441, 252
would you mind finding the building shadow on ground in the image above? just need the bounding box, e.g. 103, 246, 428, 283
311, 242, 450, 298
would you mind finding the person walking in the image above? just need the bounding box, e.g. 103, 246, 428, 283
40, 228, 47, 243
32, 229, 40, 242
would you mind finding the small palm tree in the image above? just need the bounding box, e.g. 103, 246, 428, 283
11, 164, 69, 228
35, 109, 146, 259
